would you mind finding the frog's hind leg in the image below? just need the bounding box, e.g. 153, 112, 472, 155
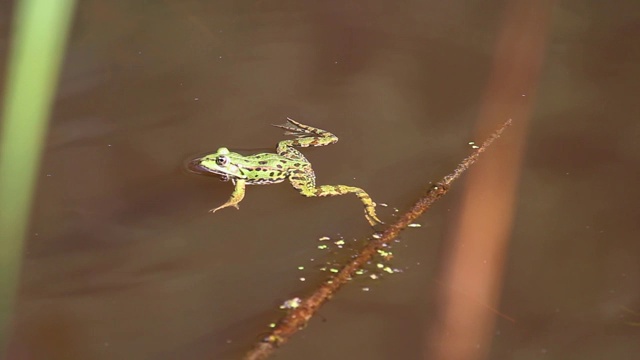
306, 185, 383, 226
272, 118, 338, 153
290, 173, 383, 226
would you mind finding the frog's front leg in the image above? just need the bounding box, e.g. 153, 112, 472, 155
210, 179, 246, 213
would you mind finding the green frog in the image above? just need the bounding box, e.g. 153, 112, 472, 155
189, 118, 383, 226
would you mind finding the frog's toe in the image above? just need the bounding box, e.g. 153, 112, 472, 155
209, 203, 240, 213
365, 213, 384, 227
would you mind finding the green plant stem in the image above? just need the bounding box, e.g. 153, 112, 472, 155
0, 0, 77, 354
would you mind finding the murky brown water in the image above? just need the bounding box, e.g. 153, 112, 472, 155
2, 1, 639, 359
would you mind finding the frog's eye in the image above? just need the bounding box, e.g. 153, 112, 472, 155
215, 155, 229, 166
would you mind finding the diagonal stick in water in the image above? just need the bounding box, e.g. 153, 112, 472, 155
244, 119, 513, 360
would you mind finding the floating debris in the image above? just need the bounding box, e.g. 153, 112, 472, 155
376, 249, 393, 259
280, 297, 302, 310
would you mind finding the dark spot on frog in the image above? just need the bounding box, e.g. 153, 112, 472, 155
269, 172, 275, 177
276, 164, 283, 169
259, 161, 268, 165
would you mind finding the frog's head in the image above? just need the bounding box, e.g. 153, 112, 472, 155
189, 147, 247, 180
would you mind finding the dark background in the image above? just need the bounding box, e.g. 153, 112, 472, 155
1, 0, 639, 359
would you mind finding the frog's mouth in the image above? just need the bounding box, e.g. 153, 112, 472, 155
187, 158, 208, 173
187, 158, 229, 180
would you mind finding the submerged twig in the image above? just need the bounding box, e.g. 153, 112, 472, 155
244, 119, 513, 360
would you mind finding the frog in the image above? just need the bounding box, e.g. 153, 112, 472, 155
189, 118, 383, 226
